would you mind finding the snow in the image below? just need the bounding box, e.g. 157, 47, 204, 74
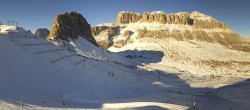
118, 22, 233, 33
1, 25, 250, 109
190, 11, 213, 21
96, 23, 117, 27
109, 38, 250, 88
0, 25, 27, 35
104, 19, 248, 85
150, 11, 166, 15
118, 11, 141, 16
0, 101, 189, 110
102, 102, 188, 110
0, 25, 190, 109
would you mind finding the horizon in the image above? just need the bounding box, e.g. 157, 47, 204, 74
0, 0, 249, 37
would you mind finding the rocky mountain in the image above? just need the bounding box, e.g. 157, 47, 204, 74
35, 28, 50, 39
116, 11, 142, 24
116, 11, 227, 29
47, 11, 98, 46
93, 11, 249, 52
92, 11, 250, 80
91, 25, 120, 48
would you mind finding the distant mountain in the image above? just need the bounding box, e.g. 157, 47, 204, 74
92, 11, 250, 79
35, 28, 50, 39
92, 11, 249, 52
116, 11, 227, 29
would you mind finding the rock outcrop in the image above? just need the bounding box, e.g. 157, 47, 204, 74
91, 25, 120, 48
91, 26, 120, 36
47, 11, 97, 46
190, 11, 227, 29
140, 11, 193, 25
116, 11, 142, 24
93, 11, 250, 52
35, 28, 50, 39
116, 11, 228, 29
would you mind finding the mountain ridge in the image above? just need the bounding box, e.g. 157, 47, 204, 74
116, 11, 228, 29
92, 11, 250, 81
92, 11, 249, 52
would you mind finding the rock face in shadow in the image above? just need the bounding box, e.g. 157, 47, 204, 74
35, 28, 50, 39
47, 11, 98, 46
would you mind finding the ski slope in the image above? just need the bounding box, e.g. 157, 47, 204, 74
0, 25, 192, 109
109, 37, 250, 88
0, 25, 250, 110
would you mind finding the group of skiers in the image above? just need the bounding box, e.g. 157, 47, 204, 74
108, 72, 114, 77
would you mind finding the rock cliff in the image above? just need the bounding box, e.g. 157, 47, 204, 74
47, 11, 97, 46
91, 25, 120, 48
116, 11, 228, 29
190, 11, 227, 29
116, 11, 142, 24
92, 11, 249, 52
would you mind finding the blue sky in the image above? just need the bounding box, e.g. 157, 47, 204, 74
0, 0, 249, 37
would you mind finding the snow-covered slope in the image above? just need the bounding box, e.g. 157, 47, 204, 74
91, 19, 250, 86
1, 25, 250, 110
0, 25, 192, 109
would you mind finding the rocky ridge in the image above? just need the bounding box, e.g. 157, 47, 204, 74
116, 11, 142, 24
116, 11, 227, 29
92, 11, 249, 52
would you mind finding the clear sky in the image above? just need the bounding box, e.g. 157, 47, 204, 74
0, 0, 249, 37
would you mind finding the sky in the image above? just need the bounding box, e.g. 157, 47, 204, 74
0, 0, 249, 37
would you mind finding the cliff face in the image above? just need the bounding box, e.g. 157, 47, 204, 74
91, 26, 120, 36
47, 11, 97, 46
116, 11, 142, 24
92, 11, 250, 83
140, 11, 192, 25
91, 25, 120, 48
92, 11, 249, 52
190, 11, 228, 29
116, 11, 228, 29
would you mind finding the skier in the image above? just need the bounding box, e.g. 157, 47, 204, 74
193, 100, 196, 109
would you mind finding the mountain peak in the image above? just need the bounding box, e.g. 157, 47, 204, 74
47, 11, 98, 46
